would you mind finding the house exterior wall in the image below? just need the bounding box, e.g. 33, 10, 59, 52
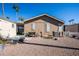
17, 23, 24, 35
24, 19, 58, 37
64, 24, 79, 32
0, 19, 16, 38
64, 24, 79, 37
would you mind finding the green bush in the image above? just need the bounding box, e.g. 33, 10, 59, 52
0, 39, 7, 44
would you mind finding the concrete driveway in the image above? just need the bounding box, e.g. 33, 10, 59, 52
0, 37, 79, 56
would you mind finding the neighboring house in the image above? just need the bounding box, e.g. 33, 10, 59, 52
0, 18, 16, 38
17, 22, 24, 35
64, 24, 79, 37
24, 14, 64, 37
64, 24, 79, 32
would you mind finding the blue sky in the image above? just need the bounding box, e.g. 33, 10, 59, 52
0, 3, 79, 24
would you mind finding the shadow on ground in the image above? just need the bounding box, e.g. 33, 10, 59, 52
21, 42, 79, 50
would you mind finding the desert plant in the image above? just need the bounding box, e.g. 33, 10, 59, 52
0, 39, 7, 44
0, 35, 7, 44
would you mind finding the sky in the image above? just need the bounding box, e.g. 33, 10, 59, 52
0, 3, 79, 24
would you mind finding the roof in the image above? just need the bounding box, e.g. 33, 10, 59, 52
0, 17, 16, 24
16, 22, 24, 26
65, 23, 79, 26
16, 21, 24, 26
24, 14, 64, 25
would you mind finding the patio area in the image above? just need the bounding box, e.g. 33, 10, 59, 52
0, 37, 79, 56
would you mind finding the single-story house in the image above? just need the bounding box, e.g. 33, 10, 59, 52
0, 18, 16, 38
64, 24, 79, 32
24, 14, 64, 37
63, 24, 79, 37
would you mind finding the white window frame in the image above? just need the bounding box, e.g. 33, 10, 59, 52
45, 23, 51, 32
31, 23, 36, 30
12, 24, 14, 28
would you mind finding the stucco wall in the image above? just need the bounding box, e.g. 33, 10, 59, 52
0, 19, 16, 38
64, 24, 79, 32
24, 19, 58, 36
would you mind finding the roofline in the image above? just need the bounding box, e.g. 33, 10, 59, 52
65, 23, 79, 26
0, 17, 16, 24
23, 14, 64, 24
45, 14, 64, 23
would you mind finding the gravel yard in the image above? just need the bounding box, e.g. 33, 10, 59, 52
0, 37, 79, 56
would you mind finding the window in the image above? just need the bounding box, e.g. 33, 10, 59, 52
45, 23, 50, 32
31, 23, 36, 30
59, 26, 63, 32
12, 24, 14, 28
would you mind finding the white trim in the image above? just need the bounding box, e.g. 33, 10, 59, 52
45, 23, 51, 32
31, 23, 36, 30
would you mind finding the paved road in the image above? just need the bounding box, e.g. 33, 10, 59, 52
0, 37, 79, 56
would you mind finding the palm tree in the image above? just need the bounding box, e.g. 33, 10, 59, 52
2, 3, 5, 18
12, 4, 19, 20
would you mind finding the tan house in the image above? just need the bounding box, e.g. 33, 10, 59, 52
24, 14, 64, 37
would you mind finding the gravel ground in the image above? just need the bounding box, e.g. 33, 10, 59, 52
0, 37, 79, 56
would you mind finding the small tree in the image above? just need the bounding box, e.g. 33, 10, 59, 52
6, 16, 10, 19
19, 16, 24, 22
